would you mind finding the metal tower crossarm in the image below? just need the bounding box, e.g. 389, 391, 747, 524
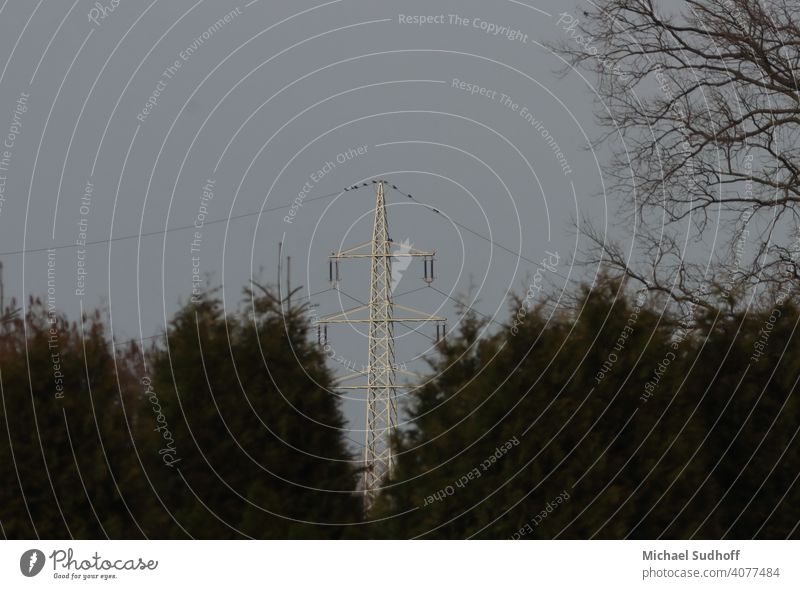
329, 242, 436, 259
317, 306, 445, 324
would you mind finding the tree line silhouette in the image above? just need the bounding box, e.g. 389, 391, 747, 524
1, 277, 798, 539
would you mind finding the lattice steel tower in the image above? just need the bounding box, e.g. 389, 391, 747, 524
318, 180, 445, 512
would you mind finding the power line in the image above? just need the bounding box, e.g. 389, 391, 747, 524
387, 183, 571, 283
2, 179, 571, 289
25, 179, 567, 362
426, 284, 508, 329
0, 184, 374, 257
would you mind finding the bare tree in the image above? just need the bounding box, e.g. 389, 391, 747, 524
555, 0, 800, 312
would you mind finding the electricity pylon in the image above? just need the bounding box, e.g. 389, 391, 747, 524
318, 180, 445, 512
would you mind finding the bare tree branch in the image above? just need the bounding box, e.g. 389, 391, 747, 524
553, 0, 800, 308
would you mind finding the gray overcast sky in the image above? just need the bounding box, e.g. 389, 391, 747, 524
0, 0, 626, 441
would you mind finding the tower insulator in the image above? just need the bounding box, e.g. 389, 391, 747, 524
424, 257, 435, 284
